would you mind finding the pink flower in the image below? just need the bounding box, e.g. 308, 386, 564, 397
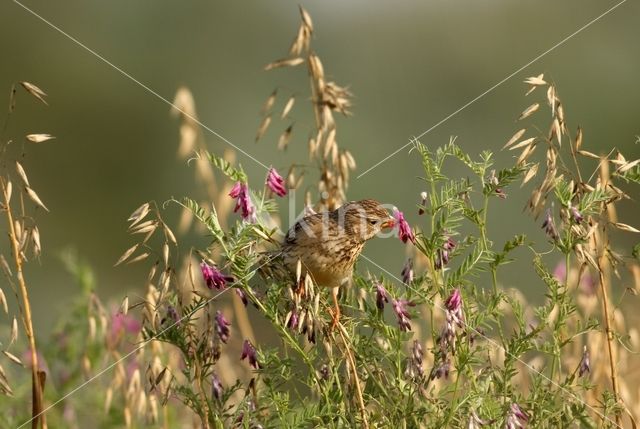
108, 311, 142, 347
200, 261, 234, 290
211, 372, 223, 400
392, 298, 416, 332
266, 167, 287, 197
578, 346, 590, 377
541, 208, 558, 241
401, 259, 414, 284
215, 311, 231, 343
240, 339, 260, 369
506, 403, 528, 429
439, 288, 464, 352
229, 182, 256, 222
435, 235, 456, 269
375, 282, 389, 310
393, 208, 415, 244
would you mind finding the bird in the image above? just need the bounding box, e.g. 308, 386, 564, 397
281, 199, 395, 326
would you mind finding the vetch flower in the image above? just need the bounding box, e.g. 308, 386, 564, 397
392, 298, 416, 332
430, 359, 451, 380
393, 208, 415, 244
241, 339, 260, 369
405, 341, 425, 379
162, 305, 179, 325
418, 191, 428, 215
211, 372, 223, 400
200, 261, 234, 290
215, 311, 231, 344
401, 258, 414, 285
375, 282, 389, 310
286, 308, 299, 330
505, 403, 528, 429
229, 181, 256, 222
266, 167, 287, 197
468, 411, 490, 429
411, 339, 424, 377
541, 208, 559, 240
235, 288, 248, 306
578, 345, 590, 377
570, 205, 583, 224
439, 288, 464, 352
435, 235, 456, 269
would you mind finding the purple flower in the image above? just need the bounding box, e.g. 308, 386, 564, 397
430, 359, 451, 380
108, 312, 142, 347
229, 181, 256, 222
552, 261, 567, 283
468, 411, 490, 429
241, 339, 260, 369
570, 206, 583, 224
392, 298, 416, 332
162, 305, 179, 325
439, 289, 464, 352
215, 311, 231, 343
435, 236, 456, 269
578, 346, 590, 377
506, 403, 528, 429
375, 283, 389, 310
235, 288, 248, 306
542, 208, 559, 241
445, 288, 462, 315
211, 372, 223, 400
411, 340, 424, 377
393, 208, 415, 244
286, 308, 299, 330
266, 167, 287, 197
418, 191, 428, 215
200, 261, 234, 290
401, 258, 414, 285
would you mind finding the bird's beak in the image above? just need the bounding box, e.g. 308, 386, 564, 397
381, 217, 395, 229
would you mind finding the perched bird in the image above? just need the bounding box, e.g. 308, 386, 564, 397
281, 199, 395, 325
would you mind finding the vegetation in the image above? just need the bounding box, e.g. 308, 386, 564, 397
1, 7, 639, 428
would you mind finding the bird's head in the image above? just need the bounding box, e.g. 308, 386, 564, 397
336, 199, 395, 242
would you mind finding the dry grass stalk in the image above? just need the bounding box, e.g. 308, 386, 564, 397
511, 73, 640, 425
1, 176, 45, 428
257, 5, 356, 210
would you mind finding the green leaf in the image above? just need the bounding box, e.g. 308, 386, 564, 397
206, 150, 247, 182
175, 197, 224, 240
448, 244, 486, 285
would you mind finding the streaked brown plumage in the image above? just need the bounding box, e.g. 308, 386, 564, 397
281, 199, 394, 324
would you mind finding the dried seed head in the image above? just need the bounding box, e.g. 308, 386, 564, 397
504, 128, 526, 149
281, 96, 295, 119
0, 288, 8, 314
25, 186, 49, 212
255, 115, 272, 142
261, 89, 277, 115
20, 81, 48, 105
15, 162, 29, 187
518, 102, 540, 120
26, 134, 55, 143
299, 5, 313, 32
278, 125, 293, 150
264, 57, 305, 71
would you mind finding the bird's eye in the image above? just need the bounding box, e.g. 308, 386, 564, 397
368, 219, 378, 225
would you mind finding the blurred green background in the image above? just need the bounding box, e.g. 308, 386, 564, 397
1, 0, 638, 332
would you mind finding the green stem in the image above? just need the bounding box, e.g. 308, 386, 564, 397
443, 370, 461, 427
